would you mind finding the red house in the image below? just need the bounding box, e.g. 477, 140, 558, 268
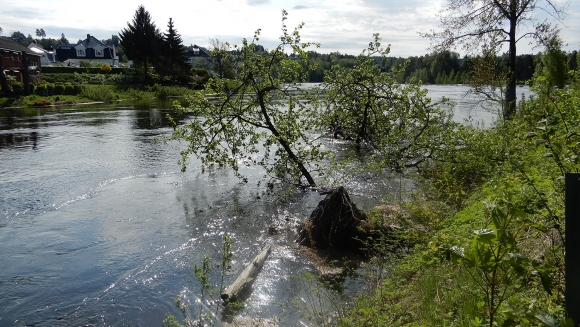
1, 37, 43, 94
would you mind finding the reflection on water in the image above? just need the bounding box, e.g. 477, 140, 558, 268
0, 86, 534, 326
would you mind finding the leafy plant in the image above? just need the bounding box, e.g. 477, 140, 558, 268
169, 11, 326, 187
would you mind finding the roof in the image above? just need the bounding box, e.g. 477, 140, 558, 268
186, 45, 211, 57
75, 34, 111, 49
0, 37, 41, 56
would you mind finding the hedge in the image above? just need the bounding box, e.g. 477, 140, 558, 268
42, 66, 126, 74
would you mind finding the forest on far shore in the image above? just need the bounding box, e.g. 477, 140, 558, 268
306, 49, 579, 85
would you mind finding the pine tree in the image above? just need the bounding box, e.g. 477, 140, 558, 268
119, 5, 162, 80
157, 18, 191, 82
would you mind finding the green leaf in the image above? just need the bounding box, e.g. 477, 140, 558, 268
532, 268, 553, 295
525, 132, 538, 138
501, 317, 516, 327
536, 312, 560, 327
535, 139, 546, 146
474, 228, 496, 244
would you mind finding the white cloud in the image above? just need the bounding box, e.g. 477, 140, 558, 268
0, 0, 577, 56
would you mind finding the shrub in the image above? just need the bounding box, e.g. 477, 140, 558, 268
73, 84, 83, 94
101, 64, 112, 73
35, 84, 48, 95
11, 82, 24, 95
64, 84, 75, 95
81, 85, 114, 102
45, 83, 54, 95
194, 69, 210, 78
53, 83, 65, 95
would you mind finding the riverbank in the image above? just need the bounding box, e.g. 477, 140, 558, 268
338, 79, 577, 326
0, 84, 199, 109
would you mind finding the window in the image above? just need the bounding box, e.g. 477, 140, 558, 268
76, 49, 85, 57
96, 49, 104, 57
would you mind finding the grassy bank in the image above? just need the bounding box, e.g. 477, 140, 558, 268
338, 74, 579, 326
0, 84, 199, 108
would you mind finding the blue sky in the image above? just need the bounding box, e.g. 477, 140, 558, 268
1, 0, 578, 57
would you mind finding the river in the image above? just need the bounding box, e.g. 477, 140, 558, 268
0, 85, 533, 326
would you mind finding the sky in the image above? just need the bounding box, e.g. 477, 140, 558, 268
1, 0, 578, 57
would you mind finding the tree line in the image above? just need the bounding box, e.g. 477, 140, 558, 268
306, 49, 578, 85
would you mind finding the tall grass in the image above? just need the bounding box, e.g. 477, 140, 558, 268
147, 84, 193, 99
81, 85, 115, 102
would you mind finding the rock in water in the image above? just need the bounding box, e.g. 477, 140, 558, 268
297, 187, 368, 252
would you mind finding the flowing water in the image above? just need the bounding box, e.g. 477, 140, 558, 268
0, 85, 533, 326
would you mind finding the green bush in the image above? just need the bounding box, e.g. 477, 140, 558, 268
194, 69, 210, 78
35, 84, 48, 95
53, 83, 65, 95
45, 83, 54, 95
73, 84, 83, 94
11, 82, 24, 95
64, 83, 75, 95
81, 85, 114, 102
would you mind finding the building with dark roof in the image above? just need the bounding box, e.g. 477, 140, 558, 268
1, 37, 43, 93
56, 34, 118, 66
185, 45, 212, 67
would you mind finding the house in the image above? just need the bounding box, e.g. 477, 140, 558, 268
185, 44, 211, 67
27, 43, 57, 66
0, 37, 43, 91
56, 34, 118, 66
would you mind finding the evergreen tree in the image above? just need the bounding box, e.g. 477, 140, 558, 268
119, 5, 163, 80
59, 33, 69, 45
157, 18, 191, 82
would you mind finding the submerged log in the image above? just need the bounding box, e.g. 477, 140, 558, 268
297, 186, 369, 253
221, 245, 272, 302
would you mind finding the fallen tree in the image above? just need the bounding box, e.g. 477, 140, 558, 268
221, 244, 272, 302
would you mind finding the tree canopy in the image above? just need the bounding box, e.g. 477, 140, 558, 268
169, 14, 457, 188
317, 34, 455, 172
119, 5, 162, 79
155, 18, 191, 83
170, 12, 326, 187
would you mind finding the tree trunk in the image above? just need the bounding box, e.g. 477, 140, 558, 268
257, 88, 317, 187
504, 9, 518, 120
221, 245, 271, 302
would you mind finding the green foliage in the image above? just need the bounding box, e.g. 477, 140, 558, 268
11, 82, 24, 94
169, 12, 326, 187
155, 18, 191, 83
80, 85, 115, 102
535, 36, 569, 90
342, 66, 579, 326
119, 5, 163, 80
317, 34, 456, 172
53, 83, 65, 95
191, 235, 234, 326
35, 83, 47, 95
146, 84, 193, 99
